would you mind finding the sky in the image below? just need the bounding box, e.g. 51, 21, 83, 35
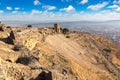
0, 0, 120, 22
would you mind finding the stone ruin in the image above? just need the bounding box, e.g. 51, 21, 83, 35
0, 22, 17, 45
0, 22, 12, 33
6, 30, 16, 44
0, 23, 5, 31
38, 23, 61, 42
54, 23, 61, 33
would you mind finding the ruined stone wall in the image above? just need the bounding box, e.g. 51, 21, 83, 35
54, 24, 61, 33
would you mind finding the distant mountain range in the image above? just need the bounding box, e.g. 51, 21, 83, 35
2, 20, 120, 26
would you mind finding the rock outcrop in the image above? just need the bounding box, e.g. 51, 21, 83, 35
0, 23, 120, 80
54, 23, 61, 33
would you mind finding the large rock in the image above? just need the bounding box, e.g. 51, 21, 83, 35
54, 23, 61, 33
2, 61, 31, 80
0, 24, 120, 80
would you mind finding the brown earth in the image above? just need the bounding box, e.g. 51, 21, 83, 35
0, 23, 120, 80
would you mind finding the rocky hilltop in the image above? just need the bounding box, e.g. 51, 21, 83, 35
0, 23, 120, 80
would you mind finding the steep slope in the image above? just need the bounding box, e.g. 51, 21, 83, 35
45, 33, 120, 80
69, 32, 120, 73
0, 24, 120, 80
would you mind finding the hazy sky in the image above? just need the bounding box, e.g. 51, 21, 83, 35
0, 0, 120, 21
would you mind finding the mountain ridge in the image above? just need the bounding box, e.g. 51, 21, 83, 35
0, 23, 120, 80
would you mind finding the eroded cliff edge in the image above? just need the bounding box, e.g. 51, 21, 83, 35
0, 23, 120, 80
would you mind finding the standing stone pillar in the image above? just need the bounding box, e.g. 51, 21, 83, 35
54, 23, 61, 33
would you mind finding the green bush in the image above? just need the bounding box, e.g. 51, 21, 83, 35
27, 25, 32, 28
62, 28, 69, 34
6, 26, 11, 28
66, 35, 70, 38
17, 30, 21, 32
60, 28, 62, 31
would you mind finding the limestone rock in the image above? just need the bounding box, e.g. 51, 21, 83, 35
54, 23, 61, 33
0, 24, 120, 80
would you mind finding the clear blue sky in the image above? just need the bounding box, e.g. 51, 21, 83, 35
0, 0, 120, 21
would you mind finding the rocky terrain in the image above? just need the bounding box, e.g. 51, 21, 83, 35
0, 23, 120, 80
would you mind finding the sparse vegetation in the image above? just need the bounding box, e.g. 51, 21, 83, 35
60, 27, 62, 31
27, 24, 32, 28
17, 30, 21, 32
6, 26, 11, 28
103, 48, 111, 53
62, 28, 69, 34
0, 22, 120, 80
0, 27, 3, 31
66, 35, 70, 38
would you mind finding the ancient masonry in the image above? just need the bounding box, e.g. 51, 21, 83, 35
54, 23, 61, 33
0, 23, 5, 31
0, 22, 17, 45
41, 23, 61, 42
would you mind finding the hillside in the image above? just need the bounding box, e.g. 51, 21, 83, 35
0, 23, 120, 80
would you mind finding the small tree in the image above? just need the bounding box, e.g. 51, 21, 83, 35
17, 30, 21, 32
60, 28, 62, 31
66, 35, 70, 38
62, 28, 69, 34
6, 26, 11, 28
27, 25, 32, 28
